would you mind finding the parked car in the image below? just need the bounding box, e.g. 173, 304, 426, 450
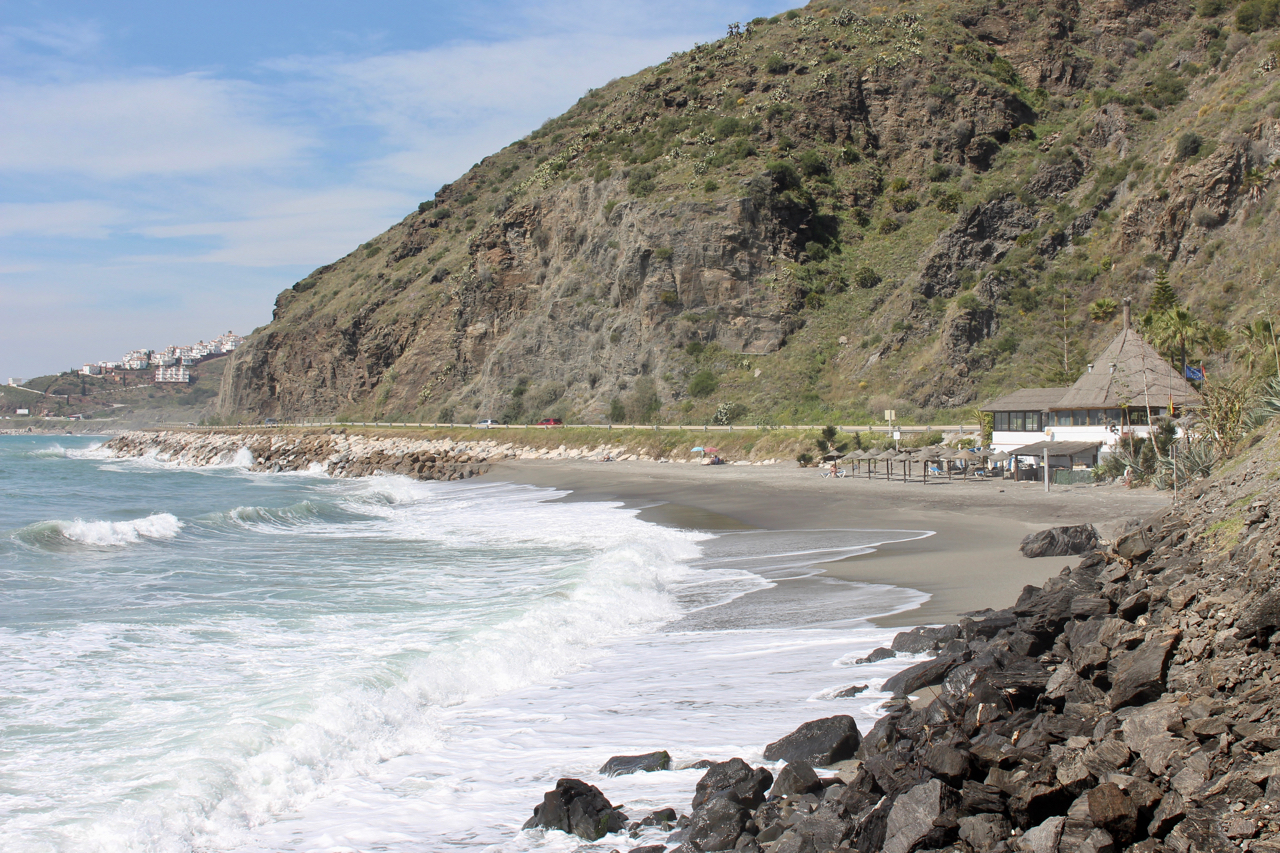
477, 419, 499, 428
537, 418, 563, 427
264, 418, 278, 426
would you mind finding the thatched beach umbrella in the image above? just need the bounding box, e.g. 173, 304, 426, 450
953, 448, 979, 480
893, 450, 913, 483
919, 446, 941, 483
989, 450, 1011, 479
875, 448, 896, 479
936, 446, 956, 480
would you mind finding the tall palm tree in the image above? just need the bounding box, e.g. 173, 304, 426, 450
1143, 307, 1208, 375
1235, 318, 1280, 377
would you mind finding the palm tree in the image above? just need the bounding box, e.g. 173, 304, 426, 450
1143, 307, 1208, 376
1235, 318, 1280, 377
1088, 298, 1119, 322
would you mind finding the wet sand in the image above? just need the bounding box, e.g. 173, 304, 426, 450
480, 459, 1170, 628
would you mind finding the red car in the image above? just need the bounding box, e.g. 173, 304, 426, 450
537, 418, 563, 427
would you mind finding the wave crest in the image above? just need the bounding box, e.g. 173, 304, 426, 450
16, 513, 184, 549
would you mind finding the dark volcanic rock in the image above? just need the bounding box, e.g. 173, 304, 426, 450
770, 761, 822, 799
685, 795, 748, 852
882, 778, 960, 853
599, 750, 671, 777
1019, 524, 1100, 558
691, 758, 773, 810
763, 715, 862, 767
522, 778, 626, 841
1107, 629, 1180, 709
881, 653, 967, 697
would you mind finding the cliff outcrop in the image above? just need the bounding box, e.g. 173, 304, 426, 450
221, 0, 1280, 425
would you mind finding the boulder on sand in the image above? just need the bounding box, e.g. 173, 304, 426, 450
1019, 524, 1099, 558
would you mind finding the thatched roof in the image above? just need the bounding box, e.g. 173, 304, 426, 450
1053, 308, 1201, 411
981, 387, 1069, 412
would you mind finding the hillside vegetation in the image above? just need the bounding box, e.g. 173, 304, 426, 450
222, 0, 1280, 427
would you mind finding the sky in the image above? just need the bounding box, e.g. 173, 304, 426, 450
0, 0, 797, 381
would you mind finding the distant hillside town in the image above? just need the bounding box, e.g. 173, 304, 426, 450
78, 331, 243, 384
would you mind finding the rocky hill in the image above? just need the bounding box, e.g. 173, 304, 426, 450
221, 0, 1280, 425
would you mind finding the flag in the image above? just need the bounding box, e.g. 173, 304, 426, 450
1184, 365, 1205, 381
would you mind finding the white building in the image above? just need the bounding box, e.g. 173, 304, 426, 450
81, 364, 103, 376
982, 302, 1201, 468
154, 365, 191, 383
7, 378, 21, 387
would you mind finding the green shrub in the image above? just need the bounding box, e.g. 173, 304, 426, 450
609, 398, 626, 422
853, 266, 881, 288
417, 201, 435, 213
593, 162, 612, 183
660, 290, 679, 306
796, 150, 828, 177
1198, 0, 1227, 15
766, 160, 802, 190
628, 167, 657, 197
365, 245, 381, 258
685, 341, 705, 356
604, 200, 618, 218
935, 190, 963, 213
877, 219, 901, 235
956, 293, 982, 312
1238, 0, 1280, 32
689, 369, 719, 397
653, 247, 673, 261
804, 241, 828, 261
704, 179, 720, 192
996, 333, 1019, 354
714, 117, 745, 139
927, 164, 951, 182
764, 53, 788, 74
1176, 132, 1203, 160
889, 177, 910, 192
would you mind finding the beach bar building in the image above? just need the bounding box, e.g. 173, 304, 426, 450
982, 300, 1201, 464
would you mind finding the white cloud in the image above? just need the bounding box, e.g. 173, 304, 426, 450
0, 75, 307, 179
137, 185, 411, 267
0, 201, 125, 238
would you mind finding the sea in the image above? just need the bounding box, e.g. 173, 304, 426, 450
0, 434, 934, 853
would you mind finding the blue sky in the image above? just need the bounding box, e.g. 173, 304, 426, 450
0, 0, 796, 380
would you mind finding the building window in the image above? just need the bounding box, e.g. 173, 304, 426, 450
993, 411, 1044, 431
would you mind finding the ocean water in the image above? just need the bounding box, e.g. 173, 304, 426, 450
0, 435, 933, 853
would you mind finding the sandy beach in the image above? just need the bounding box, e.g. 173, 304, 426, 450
482, 460, 1171, 627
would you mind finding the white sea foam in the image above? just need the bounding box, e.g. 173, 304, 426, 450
0, 449, 933, 853
16, 512, 185, 549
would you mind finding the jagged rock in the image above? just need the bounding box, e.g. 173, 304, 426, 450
855, 647, 898, 664
882, 778, 960, 853
834, 684, 870, 698
522, 778, 627, 841
1114, 527, 1155, 561
1120, 704, 1186, 776
1087, 782, 1138, 843
600, 750, 671, 777
891, 625, 960, 653
1107, 630, 1180, 709
1235, 590, 1280, 645
764, 716, 862, 767
771, 761, 822, 799
882, 653, 967, 697
685, 795, 748, 852
1015, 815, 1064, 853
959, 812, 1012, 850
1020, 525, 1100, 558
691, 758, 773, 810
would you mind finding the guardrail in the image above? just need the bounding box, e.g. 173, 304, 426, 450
156, 421, 981, 433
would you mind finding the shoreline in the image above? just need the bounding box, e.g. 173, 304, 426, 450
479, 458, 1171, 627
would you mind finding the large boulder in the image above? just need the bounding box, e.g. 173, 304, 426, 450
882, 778, 961, 853
1107, 629, 1180, 709
1019, 524, 1100, 558
685, 795, 749, 852
691, 758, 773, 810
522, 778, 627, 841
764, 716, 862, 767
770, 761, 822, 799
882, 653, 967, 697
599, 750, 671, 777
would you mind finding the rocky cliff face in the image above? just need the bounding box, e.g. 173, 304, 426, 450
221, 0, 1280, 424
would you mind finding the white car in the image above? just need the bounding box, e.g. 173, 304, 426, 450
477, 419, 499, 428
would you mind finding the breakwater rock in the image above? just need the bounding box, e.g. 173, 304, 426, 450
523, 430, 1280, 852
102, 430, 638, 481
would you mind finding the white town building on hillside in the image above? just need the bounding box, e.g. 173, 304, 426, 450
981, 301, 1201, 468
154, 365, 191, 383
